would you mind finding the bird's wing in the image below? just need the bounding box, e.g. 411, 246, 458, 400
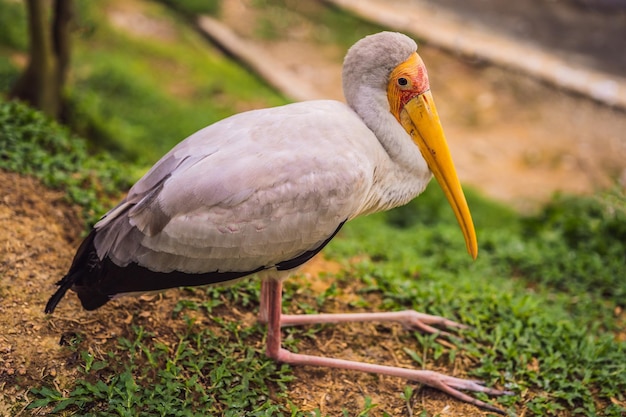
93, 101, 381, 274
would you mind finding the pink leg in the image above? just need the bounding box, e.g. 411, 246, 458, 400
281, 310, 466, 336
260, 281, 464, 336
260, 279, 511, 415
259, 279, 270, 323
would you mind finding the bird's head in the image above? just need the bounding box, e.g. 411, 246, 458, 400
344, 32, 478, 259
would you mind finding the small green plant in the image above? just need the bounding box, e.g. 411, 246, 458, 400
400, 386, 415, 416
340, 396, 379, 417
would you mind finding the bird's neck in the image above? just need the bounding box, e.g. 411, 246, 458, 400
350, 88, 433, 215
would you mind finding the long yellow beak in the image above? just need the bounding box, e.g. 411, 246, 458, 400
400, 90, 478, 259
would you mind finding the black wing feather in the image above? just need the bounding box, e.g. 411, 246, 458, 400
45, 222, 346, 312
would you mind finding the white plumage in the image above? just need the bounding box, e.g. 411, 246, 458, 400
93, 99, 424, 274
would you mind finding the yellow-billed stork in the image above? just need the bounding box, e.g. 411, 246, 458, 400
46, 32, 511, 413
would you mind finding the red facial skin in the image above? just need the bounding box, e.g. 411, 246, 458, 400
387, 53, 430, 121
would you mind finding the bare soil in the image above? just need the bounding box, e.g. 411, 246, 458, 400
2, 0, 626, 416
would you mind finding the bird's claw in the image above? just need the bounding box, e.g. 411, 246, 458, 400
400, 310, 469, 339
275, 348, 513, 415
417, 371, 513, 415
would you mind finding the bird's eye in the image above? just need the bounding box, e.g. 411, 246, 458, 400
397, 77, 408, 86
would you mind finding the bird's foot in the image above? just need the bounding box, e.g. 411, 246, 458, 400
277, 309, 467, 337
272, 348, 512, 415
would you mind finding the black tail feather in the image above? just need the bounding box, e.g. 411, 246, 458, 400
45, 272, 77, 314
45, 230, 107, 313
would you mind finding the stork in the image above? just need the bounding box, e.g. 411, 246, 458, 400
46, 32, 511, 413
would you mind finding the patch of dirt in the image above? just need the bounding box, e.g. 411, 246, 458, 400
0, 171, 82, 415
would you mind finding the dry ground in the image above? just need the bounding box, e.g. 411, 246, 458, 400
1, 0, 626, 416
